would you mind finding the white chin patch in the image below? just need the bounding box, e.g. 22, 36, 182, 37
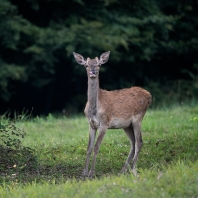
89, 71, 96, 78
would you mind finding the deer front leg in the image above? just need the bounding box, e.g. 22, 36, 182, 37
88, 127, 107, 178
83, 125, 96, 177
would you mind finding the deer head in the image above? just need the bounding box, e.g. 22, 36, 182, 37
73, 51, 110, 78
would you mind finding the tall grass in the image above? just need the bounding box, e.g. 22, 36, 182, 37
0, 103, 198, 197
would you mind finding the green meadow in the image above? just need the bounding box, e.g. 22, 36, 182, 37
0, 103, 198, 197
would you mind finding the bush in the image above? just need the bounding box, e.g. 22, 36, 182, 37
0, 119, 36, 175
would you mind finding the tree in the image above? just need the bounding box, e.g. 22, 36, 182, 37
0, 0, 198, 114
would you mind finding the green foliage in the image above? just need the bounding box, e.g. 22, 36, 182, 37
146, 78, 198, 107
0, 118, 36, 176
0, 0, 198, 113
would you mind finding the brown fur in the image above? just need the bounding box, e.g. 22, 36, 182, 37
99, 87, 151, 123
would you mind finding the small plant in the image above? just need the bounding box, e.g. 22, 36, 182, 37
0, 119, 36, 175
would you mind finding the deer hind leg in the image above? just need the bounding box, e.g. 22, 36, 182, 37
131, 119, 143, 176
88, 127, 107, 178
121, 125, 135, 173
83, 125, 96, 177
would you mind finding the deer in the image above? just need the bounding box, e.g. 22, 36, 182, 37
73, 51, 152, 178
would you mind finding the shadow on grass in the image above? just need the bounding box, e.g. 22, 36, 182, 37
139, 131, 198, 170
1, 131, 198, 184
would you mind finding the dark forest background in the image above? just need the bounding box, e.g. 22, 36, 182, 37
0, 0, 198, 116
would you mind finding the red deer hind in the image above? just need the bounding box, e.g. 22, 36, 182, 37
73, 51, 152, 177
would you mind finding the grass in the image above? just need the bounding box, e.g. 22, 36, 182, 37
0, 103, 198, 197
1, 161, 198, 197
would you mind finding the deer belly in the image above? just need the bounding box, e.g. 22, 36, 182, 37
108, 118, 131, 129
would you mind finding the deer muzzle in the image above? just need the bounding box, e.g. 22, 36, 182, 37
89, 71, 96, 78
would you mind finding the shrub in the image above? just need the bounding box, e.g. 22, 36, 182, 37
0, 119, 36, 175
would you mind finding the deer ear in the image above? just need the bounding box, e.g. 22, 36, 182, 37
99, 51, 110, 65
73, 52, 86, 65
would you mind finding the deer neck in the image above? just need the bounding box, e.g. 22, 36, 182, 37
87, 77, 99, 117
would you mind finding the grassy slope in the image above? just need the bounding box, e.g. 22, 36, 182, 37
0, 104, 198, 197
0, 161, 198, 197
